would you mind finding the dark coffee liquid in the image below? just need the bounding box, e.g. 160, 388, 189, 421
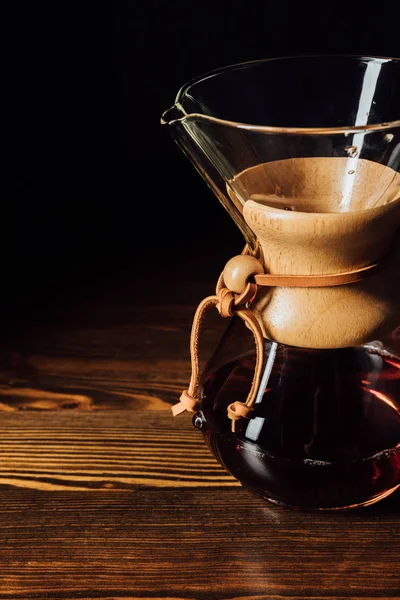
201, 345, 400, 509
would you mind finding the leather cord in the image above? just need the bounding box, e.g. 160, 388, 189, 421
171, 280, 265, 432
254, 261, 383, 288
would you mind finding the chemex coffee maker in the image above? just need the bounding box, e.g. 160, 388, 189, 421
161, 56, 400, 510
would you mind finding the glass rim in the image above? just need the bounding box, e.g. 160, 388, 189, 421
163, 54, 400, 136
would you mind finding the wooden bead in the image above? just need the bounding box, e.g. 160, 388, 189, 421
223, 255, 264, 294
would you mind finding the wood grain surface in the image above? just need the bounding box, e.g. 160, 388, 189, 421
0, 246, 399, 599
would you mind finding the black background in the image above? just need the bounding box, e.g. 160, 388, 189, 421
5, 1, 400, 308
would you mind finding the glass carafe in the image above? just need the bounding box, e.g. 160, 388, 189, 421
161, 56, 400, 510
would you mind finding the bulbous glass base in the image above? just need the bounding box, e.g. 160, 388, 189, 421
197, 318, 400, 510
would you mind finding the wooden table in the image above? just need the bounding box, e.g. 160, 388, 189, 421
0, 244, 399, 599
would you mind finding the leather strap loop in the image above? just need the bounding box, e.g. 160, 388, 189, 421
186, 295, 219, 401
234, 282, 258, 306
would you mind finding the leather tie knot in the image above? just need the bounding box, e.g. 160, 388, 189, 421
217, 288, 235, 317
171, 390, 200, 416
216, 282, 258, 319
227, 401, 255, 432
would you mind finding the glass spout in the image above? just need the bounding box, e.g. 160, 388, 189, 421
160, 105, 184, 125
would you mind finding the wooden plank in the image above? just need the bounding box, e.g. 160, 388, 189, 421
0, 487, 398, 598
0, 411, 238, 491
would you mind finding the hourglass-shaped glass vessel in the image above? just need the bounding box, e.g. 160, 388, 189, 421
162, 56, 400, 510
